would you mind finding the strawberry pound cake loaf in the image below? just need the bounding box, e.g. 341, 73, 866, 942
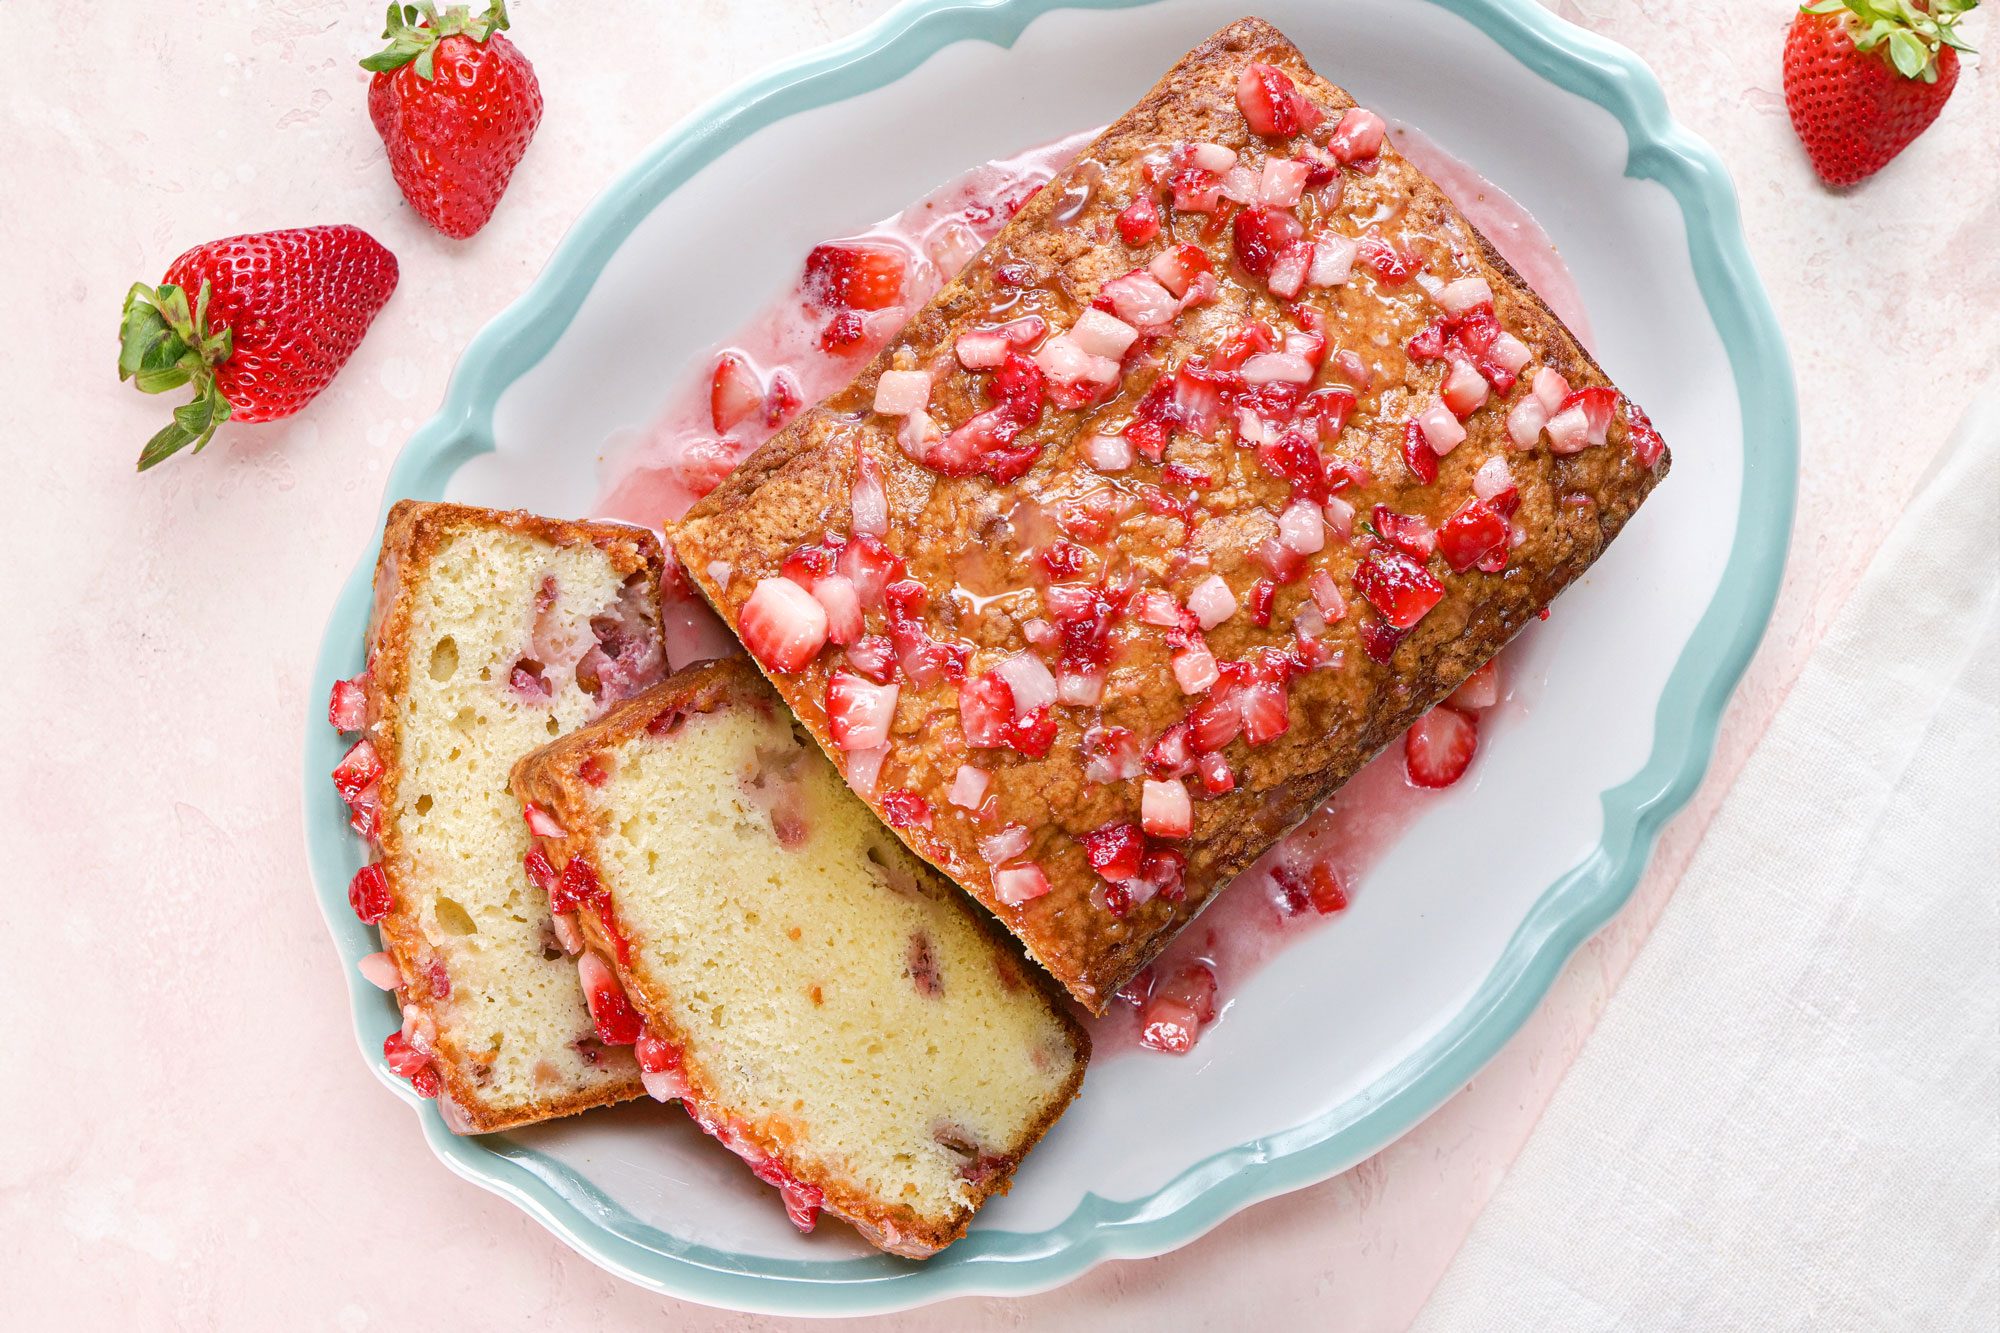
509, 658, 1088, 1257
329, 501, 668, 1131
671, 18, 1670, 1011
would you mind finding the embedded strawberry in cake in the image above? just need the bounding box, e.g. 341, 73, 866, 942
510, 660, 1087, 1257
672, 18, 1669, 1013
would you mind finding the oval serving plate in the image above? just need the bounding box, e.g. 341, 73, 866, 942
304, 0, 1796, 1314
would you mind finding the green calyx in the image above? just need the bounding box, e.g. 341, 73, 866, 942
361, 1, 510, 80
1803, 0, 1979, 81
119, 280, 235, 472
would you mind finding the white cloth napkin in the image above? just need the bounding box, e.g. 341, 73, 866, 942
1415, 386, 2000, 1331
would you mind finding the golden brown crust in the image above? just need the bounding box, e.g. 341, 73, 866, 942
672, 19, 1668, 1011
366, 500, 664, 1133
510, 658, 1088, 1256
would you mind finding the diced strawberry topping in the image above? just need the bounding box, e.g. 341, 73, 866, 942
1083, 724, 1143, 783
1357, 232, 1419, 285
826, 672, 899, 751
328, 676, 368, 732
1149, 243, 1214, 297
709, 351, 763, 434
836, 534, 906, 607
332, 738, 383, 805
383, 1030, 438, 1096
1437, 499, 1509, 572
1405, 706, 1478, 788
1116, 193, 1162, 246
348, 863, 392, 924
844, 634, 897, 683
819, 310, 865, 352
739, 577, 829, 673
878, 789, 933, 829
1256, 429, 1332, 502
1358, 614, 1408, 664
1230, 207, 1304, 278
1082, 820, 1147, 883
1449, 658, 1502, 711
1140, 962, 1217, 1054
1246, 578, 1276, 627
992, 860, 1052, 906
1196, 749, 1235, 794
1141, 778, 1193, 839
1236, 62, 1322, 137
1329, 107, 1387, 164
1560, 386, 1620, 446
1373, 505, 1437, 559
1402, 418, 1439, 484
1241, 659, 1292, 744
1355, 551, 1445, 630
958, 671, 1055, 758
802, 242, 905, 312
1624, 398, 1666, 468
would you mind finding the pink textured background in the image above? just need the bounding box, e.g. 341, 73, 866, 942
6, 2, 1994, 1328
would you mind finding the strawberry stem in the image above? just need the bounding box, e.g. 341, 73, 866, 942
1802, 0, 1979, 81
119, 279, 235, 471
361, 1, 510, 80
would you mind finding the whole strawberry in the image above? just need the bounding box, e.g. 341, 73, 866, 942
1783, 0, 1978, 187
118, 226, 399, 471
364, 1, 543, 238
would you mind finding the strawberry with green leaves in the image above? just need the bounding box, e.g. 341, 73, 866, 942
118, 226, 399, 471
1783, 0, 1979, 187
364, 1, 544, 238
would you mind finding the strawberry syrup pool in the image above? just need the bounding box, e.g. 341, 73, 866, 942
594, 123, 1585, 1058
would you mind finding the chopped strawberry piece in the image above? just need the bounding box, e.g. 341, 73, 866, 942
1256, 429, 1331, 501
739, 577, 829, 673
1246, 579, 1276, 627
1405, 705, 1478, 788
992, 860, 1052, 906
1082, 820, 1147, 883
332, 738, 383, 805
1449, 658, 1502, 712
1116, 194, 1162, 245
348, 863, 392, 924
1140, 962, 1217, 1054
826, 672, 899, 751
1235, 62, 1322, 137
1141, 778, 1193, 839
1230, 208, 1303, 278
1355, 551, 1445, 630
1241, 664, 1291, 745
802, 242, 905, 312
1402, 418, 1439, 484
709, 351, 763, 434
1273, 861, 1348, 914
878, 789, 933, 829
1196, 750, 1235, 794
819, 311, 865, 352
1357, 614, 1408, 664
844, 634, 896, 683
382, 1030, 437, 1095
1437, 499, 1508, 572
548, 855, 600, 915
1624, 398, 1666, 468
836, 534, 906, 607
765, 369, 803, 428
1299, 386, 1356, 442
1373, 505, 1437, 559
1040, 541, 1090, 581
1559, 386, 1620, 445
523, 848, 558, 894
1146, 719, 1196, 776
1357, 232, 1419, 285
958, 671, 1015, 748
328, 675, 368, 732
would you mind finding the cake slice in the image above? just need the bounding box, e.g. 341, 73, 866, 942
670, 17, 1671, 1012
509, 658, 1088, 1258
328, 501, 669, 1132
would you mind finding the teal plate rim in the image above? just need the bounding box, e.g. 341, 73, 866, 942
303, 0, 1799, 1314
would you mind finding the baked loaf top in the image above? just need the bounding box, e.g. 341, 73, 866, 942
509, 659, 1087, 1258
672, 18, 1670, 1011
331, 500, 668, 1131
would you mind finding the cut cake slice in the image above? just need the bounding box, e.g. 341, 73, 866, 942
328, 500, 669, 1132
509, 657, 1088, 1257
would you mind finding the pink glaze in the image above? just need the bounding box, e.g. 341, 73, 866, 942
593, 126, 1586, 1055
1389, 121, 1595, 350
